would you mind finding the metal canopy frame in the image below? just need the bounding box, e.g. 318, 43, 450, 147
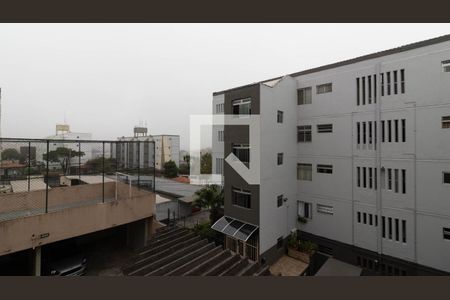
211, 216, 258, 242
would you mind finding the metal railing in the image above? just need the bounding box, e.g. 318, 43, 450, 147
0, 138, 155, 222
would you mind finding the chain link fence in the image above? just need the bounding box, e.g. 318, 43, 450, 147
0, 138, 155, 222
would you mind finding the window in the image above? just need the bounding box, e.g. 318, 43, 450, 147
357, 122, 361, 145
402, 169, 406, 194
216, 158, 224, 174
363, 122, 367, 144
442, 60, 450, 72
374, 74, 377, 102
442, 116, 450, 129
277, 153, 283, 165
232, 144, 250, 165
362, 77, 366, 105
277, 195, 284, 207
388, 120, 392, 142
357, 167, 361, 187
363, 213, 367, 224
216, 103, 224, 113
374, 167, 378, 190
297, 125, 312, 142
443, 172, 450, 184
317, 204, 333, 215
402, 220, 407, 243
400, 69, 405, 93
394, 120, 399, 142
369, 121, 372, 144
394, 169, 399, 193
297, 163, 312, 181
393, 70, 398, 94
369, 214, 373, 226
298, 87, 312, 105
277, 110, 283, 123
232, 98, 251, 115
381, 120, 385, 142
363, 167, 367, 188
317, 164, 333, 174
298, 201, 312, 219
402, 119, 406, 142
386, 72, 391, 95
388, 168, 392, 190
443, 227, 450, 240
382, 216, 386, 238
218, 130, 224, 142
369, 167, 373, 189
395, 219, 399, 241
316, 83, 332, 94
357, 212, 361, 223
277, 237, 284, 249
368, 75, 372, 104
317, 124, 333, 133
232, 188, 251, 208
388, 217, 393, 239
381, 73, 385, 96
356, 78, 360, 105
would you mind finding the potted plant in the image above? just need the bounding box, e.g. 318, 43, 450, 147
287, 231, 318, 264
297, 216, 308, 224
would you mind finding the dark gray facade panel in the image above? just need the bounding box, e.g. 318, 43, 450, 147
223, 84, 260, 226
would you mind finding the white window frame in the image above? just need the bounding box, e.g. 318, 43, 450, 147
316, 83, 332, 94
317, 204, 334, 215
277, 110, 284, 123
297, 163, 312, 181
297, 87, 312, 105
218, 130, 224, 142
442, 116, 450, 129
443, 172, 450, 184
298, 201, 312, 219
297, 125, 312, 142
442, 60, 450, 73
232, 98, 251, 116
317, 164, 333, 174
317, 124, 333, 133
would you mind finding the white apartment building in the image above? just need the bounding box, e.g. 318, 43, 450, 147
114, 128, 180, 171
153, 135, 180, 170
211, 35, 450, 275
37, 124, 93, 169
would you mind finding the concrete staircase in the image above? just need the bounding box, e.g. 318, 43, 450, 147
122, 226, 270, 276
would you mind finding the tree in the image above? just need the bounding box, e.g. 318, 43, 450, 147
200, 152, 212, 174
1, 148, 21, 161
193, 184, 224, 224
163, 160, 178, 178
43, 147, 85, 175
85, 157, 117, 174
178, 163, 190, 175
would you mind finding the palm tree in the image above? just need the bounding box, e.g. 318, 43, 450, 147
193, 184, 224, 224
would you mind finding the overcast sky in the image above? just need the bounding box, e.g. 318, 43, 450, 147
1, 24, 450, 149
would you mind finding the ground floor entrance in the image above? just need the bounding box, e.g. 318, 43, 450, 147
225, 234, 259, 261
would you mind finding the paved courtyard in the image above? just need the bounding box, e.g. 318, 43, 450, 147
315, 257, 362, 276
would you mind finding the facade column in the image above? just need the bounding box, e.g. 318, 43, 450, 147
33, 246, 42, 276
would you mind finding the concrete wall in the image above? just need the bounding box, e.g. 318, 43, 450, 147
259, 77, 298, 254
0, 183, 155, 256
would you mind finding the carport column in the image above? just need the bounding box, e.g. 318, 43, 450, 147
33, 246, 42, 276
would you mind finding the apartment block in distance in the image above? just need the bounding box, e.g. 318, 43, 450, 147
211, 35, 450, 275
115, 127, 180, 171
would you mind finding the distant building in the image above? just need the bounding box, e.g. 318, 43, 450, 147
37, 124, 93, 170
114, 127, 180, 171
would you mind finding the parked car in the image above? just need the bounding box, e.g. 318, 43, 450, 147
42, 240, 87, 276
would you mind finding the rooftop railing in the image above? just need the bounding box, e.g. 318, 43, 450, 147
0, 138, 155, 222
